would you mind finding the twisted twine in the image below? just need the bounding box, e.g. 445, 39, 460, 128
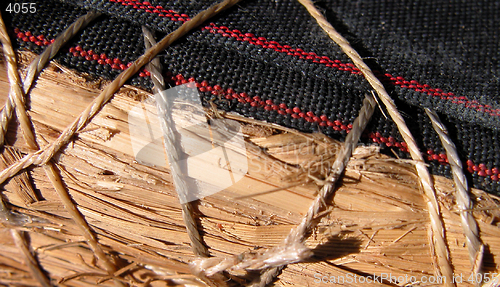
1, 10, 123, 287
22, 11, 102, 94
297, 0, 454, 285
142, 26, 209, 258
425, 109, 484, 278
0, 0, 242, 188
0, 12, 36, 149
0, 1, 240, 286
251, 95, 376, 287
192, 95, 376, 286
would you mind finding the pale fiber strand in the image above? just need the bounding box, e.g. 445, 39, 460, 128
283, 96, 376, 244
0, 11, 124, 286
22, 11, 101, 94
425, 109, 484, 275
0, 0, 242, 185
0, 13, 36, 149
0, 10, 100, 140
142, 27, 231, 287
251, 95, 376, 287
192, 95, 375, 284
0, 15, 14, 146
142, 26, 209, 258
194, 241, 311, 277
297, 0, 454, 285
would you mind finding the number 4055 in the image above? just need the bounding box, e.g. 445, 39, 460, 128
5, 3, 36, 14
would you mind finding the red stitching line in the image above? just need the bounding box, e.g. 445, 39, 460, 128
105, 0, 499, 117
466, 160, 499, 180
202, 24, 500, 117
202, 23, 362, 75
171, 73, 498, 182
370, 132, 499, 181
168, 73, 354, 132
14, 30, 54, 46
15, 29, 152, 77
16, 28, 498, 181
108, 0, 190, 22
368, 132, 408, 153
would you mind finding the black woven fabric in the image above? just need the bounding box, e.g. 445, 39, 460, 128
3, 0, 499, 194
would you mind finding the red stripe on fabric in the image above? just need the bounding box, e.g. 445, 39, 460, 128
466, 160, 499, 180
202, 24, 500, 117
370, 132, 499, 181
15, 30, 54, 46
105, 1, 499, 117
202, 23, 362, 75
152, 70, 500, 182
104, 0, 499, 117
108, 0, 190, 22
167, 73, 353, 132
15, 29, 151, 75
15, 28, 498, 181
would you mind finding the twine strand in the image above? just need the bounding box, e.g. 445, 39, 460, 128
297, 0, 454, 285
22, 11, 101, 94
425, 108, 484, 276
10, 229, 52, 287
0, 0, 242, 186
142, 26, 209, 258
192, 95, 376, 285
285, 95, 375, 243
0, 11, 100, 148
1, 10, 124, 286
251, 95, 376, 287
0, 12, 36, 149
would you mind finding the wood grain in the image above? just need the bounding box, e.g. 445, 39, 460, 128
0, 52, 499, 286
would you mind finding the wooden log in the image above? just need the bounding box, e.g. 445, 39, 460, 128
0, 51, 499, 286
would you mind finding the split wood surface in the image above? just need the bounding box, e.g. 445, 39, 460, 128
0, 51, 499, 286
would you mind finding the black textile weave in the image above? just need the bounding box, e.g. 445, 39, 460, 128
3, 0, 499, 194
